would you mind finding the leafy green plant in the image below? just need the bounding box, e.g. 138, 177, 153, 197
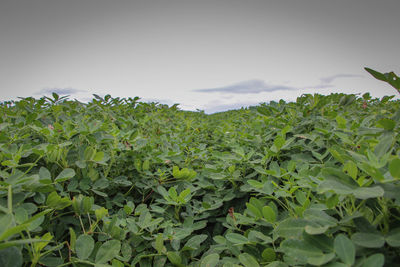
365, 67, 400, 94
0, 90, 399, 266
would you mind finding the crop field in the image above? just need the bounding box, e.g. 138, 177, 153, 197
1, 89, 400, 266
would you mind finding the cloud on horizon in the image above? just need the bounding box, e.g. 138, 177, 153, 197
320, 74, 364, 84
193, 80, 298, 94
35, 87, 87, 96
194, 73, 364, 95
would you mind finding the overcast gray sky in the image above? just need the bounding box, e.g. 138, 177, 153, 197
1, 0, 399, 113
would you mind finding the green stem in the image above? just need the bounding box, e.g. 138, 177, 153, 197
78, 216, 86, 234
7, 185, 12, 214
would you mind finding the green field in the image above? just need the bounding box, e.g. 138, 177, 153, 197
1, 89, 400, 266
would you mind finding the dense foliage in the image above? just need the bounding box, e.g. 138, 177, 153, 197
1, 92, 400, 267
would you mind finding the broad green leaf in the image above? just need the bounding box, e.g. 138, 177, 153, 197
0, 224, 28, 242
334, 234, 355, 266
39, 167, 52, 184
360, 163, 385, 182
351, 232, 385, 248
319, 168, 358, 195
303, 233, 334, 252
336, 116, 347, 128
274, 218, 308, 239
200, 253, 219, 267
0, 247, 23, 267
386, 228, 400, 247
46, 191, 71, 209
226, 233, 249, 245
377, 118, 395, 131
304, 209, 337, 226
76, 234, 94, 260
343, 161, 357, 180
308, 253, 335, 266
264, 262, 288, 267
280, 239, 325, 265
33, 232, 53, 253
183, 234, 208, 251
55, 168, 75, 182
154, 255, 167, 267
305, 224, 329, 235
95, 240, 121, 264
362, 253, 385, 267
261, 248, 276, 262
179, 188, 191, 199
374, 134, 393, 158
247, 230, 272, 244
353, 186, 384, 199
154, 233, 164, 254
365, 67, 387, 82
93, 151, 105, 162
247, 179, 263, 188
167, 251, 182, 266
246, 203, 262, 218
389, 158, 400, 179
262, 206, 276, 223
0, 214, 14, 239
238, 253, 259, 267
168, 187, 178, 201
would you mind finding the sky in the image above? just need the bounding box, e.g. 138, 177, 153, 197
0, 0, 399, 113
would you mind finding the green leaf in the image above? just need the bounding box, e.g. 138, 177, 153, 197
336, 116, 347, 128
362, 253, 385, 267
262, 248, 276, 262
154, 234, 165, 254
319, 168, 358, 195
334, 234, 355, 266
389, 158, 400, 179
46, 191, 71, 209
303, 209, 337, 227
168, 187, 178, 201
93, 151, 105, 162
200, 253, 220, 267
0, 224, 28, 242
353, 186, 384, 199
377, 118, 395, 131
183, 234, 208, 251
303, 233, 334, 252
95, 240, 121, 264
262, 206, 276, 223
351, 232, 385, 248
343, 161, 357, 180
0, 214, 14, 239
55, 168, 75, 182
33, 232, 53, 253
167, 251, 182, 266
274, 218, 308, 239
39, 167, 52, 184
0, 239, 43, 250
246, 203, 262, 218
280, 239, 325, 265
69, 228, 76, 252
247, 179, 263, 188
374, 134, 393, 158
75, 234, 94, 260
238, 253, 259, 267
226, 233, 249, 245
305, 224, 329, 235
0, 247, 23, 267
179, 188, 191, 199
365, 67, 387, 82
386, 228, 400, 247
